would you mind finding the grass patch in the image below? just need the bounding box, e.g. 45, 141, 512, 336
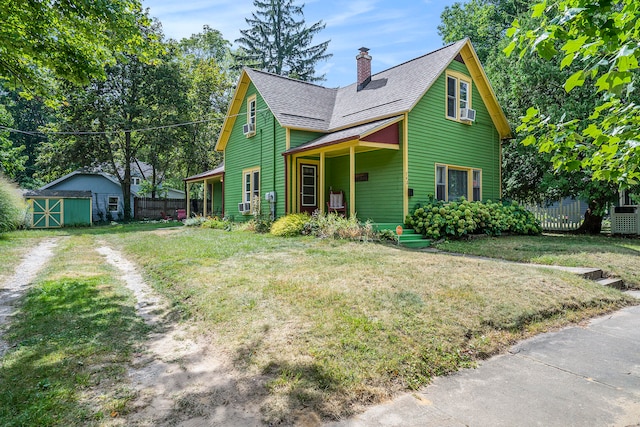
435, 234, 640, 288
0, 233, 41, 283
103, 228, 634, 423
0, 235, 149, 426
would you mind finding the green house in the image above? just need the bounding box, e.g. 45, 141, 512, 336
214, 38, 511, 224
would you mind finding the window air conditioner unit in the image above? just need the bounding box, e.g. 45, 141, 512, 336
460, 108, 476, 122
238, 202, 251, 214
242, 123, 255, 135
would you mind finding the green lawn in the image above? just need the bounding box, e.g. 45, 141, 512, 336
0, 234, 149, 426
1, 226, 636, 424
435, 234, 640, 288
102, 227, 635, 423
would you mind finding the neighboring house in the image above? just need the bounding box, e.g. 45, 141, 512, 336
612, 188, 640, 234
40, 169, 126, 221
213, 38, 511, 224
40, 162, 185, 221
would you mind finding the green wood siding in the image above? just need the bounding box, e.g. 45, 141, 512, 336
290, 129, 324, 149
63, 198, 92, 226
354, 150, 403, 222
223, 83, 287, 220
407, 60, 501, 209
324, 148, 403, 223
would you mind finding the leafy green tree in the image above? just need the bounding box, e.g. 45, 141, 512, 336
1, 89, 53, 188
39, 23, 188, 220
439, 0, 529, 63
440, 1, 621, 233
235, 0, 331, 82
178, 25, 231, 64
0, 0, 155, 102
175, 28, 234, 184
0, 104, 26, 180
507, 0, 640, 189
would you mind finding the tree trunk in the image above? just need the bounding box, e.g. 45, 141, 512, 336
575, 202, 603, 235
122, 130, 132, 221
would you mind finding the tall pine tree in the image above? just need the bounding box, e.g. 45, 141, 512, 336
235, 0, 331, 82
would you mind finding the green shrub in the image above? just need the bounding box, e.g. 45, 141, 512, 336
406, 196, 541, 240
0, 174, 25, 233
304, 211, 376, 241
270, 213, 309, 236
247, 217, 272, 233
184, 216, 207, 227
202, 217, 226, 229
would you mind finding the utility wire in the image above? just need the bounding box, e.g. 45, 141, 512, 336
0, 108, 269, 136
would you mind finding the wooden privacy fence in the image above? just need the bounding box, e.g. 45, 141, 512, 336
525, 199, 585, 231
134, 197, 185, 220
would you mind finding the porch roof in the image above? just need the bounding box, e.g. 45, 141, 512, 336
284, 116, 402, 156
184, 163, 224, 183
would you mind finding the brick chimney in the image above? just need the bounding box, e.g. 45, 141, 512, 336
356, 47, 371, 91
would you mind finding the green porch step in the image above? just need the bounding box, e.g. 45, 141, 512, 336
372, 223, 431, 249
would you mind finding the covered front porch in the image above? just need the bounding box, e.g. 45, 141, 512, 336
284, 116, 406, 223
184, 163, 224, 218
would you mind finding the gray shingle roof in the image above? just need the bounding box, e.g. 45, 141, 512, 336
246, 39, 467, 133
184, 162, 225, 182
25, 190, 92, 198
246, 69, 336, 131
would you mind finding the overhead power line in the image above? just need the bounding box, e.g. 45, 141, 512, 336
0, 108, 269, 136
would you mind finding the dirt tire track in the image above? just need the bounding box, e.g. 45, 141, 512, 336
0, 238, 61, 357
97, 244, 266, 426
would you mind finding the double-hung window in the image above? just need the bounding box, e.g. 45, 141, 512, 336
246, 94, 257, 136
108, 197, 119, 212
243, 167, 260, 213
446, 72, 472, 121
435, 164, 482, 202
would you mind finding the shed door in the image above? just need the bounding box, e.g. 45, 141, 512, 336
32, 198, 63, 228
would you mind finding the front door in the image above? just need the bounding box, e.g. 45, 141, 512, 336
299, 163, 318, 214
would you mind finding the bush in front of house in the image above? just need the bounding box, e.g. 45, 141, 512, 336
201, 217, 227, 230
0, 174, 26, 233
305, 211, 376, 240
270, 213, 309, 237
405, 196, 541, 240
184, 216, 207, 227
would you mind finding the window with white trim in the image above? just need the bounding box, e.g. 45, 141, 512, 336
243, 168, 260, 210
446, 72, 472, 121
435, 164, 482, 202
108, 197, 119, 211
246, 94, 256, 136
131, 177, 141, 185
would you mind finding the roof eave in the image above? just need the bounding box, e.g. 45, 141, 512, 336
458, 40, 512, 139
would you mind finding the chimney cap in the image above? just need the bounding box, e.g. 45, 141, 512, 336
359, 47, 369, 53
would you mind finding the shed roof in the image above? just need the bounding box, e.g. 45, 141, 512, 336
25, 190, 92, 198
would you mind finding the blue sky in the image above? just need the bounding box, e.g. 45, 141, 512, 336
142, 0, 461, 88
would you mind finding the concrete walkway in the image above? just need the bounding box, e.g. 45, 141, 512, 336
327, 294, 640, 427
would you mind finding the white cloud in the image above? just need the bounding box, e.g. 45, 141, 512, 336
323, 1, 378, 27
